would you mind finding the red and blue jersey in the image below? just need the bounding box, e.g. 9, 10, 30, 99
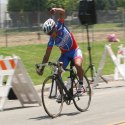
47, 18, 78, 53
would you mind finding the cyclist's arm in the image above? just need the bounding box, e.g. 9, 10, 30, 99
36, 48, 52, 75
42, 48, 52, 64
50, 8, 65, 19
41, 48, 52, 71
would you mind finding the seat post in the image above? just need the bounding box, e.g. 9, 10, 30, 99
69, 60, 74, 78
70, 60, 74, 69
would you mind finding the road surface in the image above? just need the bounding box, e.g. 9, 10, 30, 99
0, 80, 125, 125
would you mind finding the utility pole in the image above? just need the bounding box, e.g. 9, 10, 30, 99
0, 0, 1, 27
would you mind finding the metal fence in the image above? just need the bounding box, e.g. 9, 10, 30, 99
0, 10, 125, 47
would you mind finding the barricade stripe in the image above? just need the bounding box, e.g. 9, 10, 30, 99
4, 60, 11, 69
9, 59, 16, 69
0, 60, 7, 70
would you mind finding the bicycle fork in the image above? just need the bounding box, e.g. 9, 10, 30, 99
49, 76, 57, 98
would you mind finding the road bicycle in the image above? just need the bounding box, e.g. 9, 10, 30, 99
35, 61, 92, 118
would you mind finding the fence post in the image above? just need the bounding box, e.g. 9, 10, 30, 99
4, 11, 8, 47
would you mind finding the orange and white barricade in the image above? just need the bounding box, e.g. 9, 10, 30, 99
0, 56, 41, 111
114, 45, 125, 80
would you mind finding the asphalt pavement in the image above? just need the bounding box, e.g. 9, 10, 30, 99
0, 74, 125, 125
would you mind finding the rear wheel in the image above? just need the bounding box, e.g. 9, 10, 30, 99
41, 76, 63, 118
73, 75, 91, 112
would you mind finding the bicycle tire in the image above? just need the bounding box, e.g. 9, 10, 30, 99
73, 75, 91, 112
41, 76, 63, 118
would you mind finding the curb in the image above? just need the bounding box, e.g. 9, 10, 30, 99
34, 74, 123, 92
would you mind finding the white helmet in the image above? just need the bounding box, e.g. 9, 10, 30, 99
42, 18, 55, 34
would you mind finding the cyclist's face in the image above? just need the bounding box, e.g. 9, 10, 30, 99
49, 28, 57, 38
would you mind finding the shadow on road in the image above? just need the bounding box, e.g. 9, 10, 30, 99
29, 111, 81, 120
3, 105, 39, 112
60, 111, 81, 117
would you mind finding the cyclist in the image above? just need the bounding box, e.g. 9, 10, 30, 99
37, 7, 85, 94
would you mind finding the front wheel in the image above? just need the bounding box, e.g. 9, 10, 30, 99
41, 76, 63, 118
73, 75, 91, 112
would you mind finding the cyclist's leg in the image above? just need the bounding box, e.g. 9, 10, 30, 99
59, 49, 84, 84
71, 50, 91, 111
73, 48, 86, 93
74, 57, 84, 83
59, 49, 85, 93
58, 53, 70, 69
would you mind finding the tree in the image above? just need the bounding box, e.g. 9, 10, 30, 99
8, 0, 47, 12
47, 0, 78, 12
7, 0, 125, 27
8, 0, 48, 27
8, 0, 22, 11
95, 0, 117, 10
116, 0, 125, 9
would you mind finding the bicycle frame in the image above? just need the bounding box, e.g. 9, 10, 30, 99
49, 61, 79, 103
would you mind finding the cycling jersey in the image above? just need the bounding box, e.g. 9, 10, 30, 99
47, 18, 78, 53
47, 18, 83, 68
